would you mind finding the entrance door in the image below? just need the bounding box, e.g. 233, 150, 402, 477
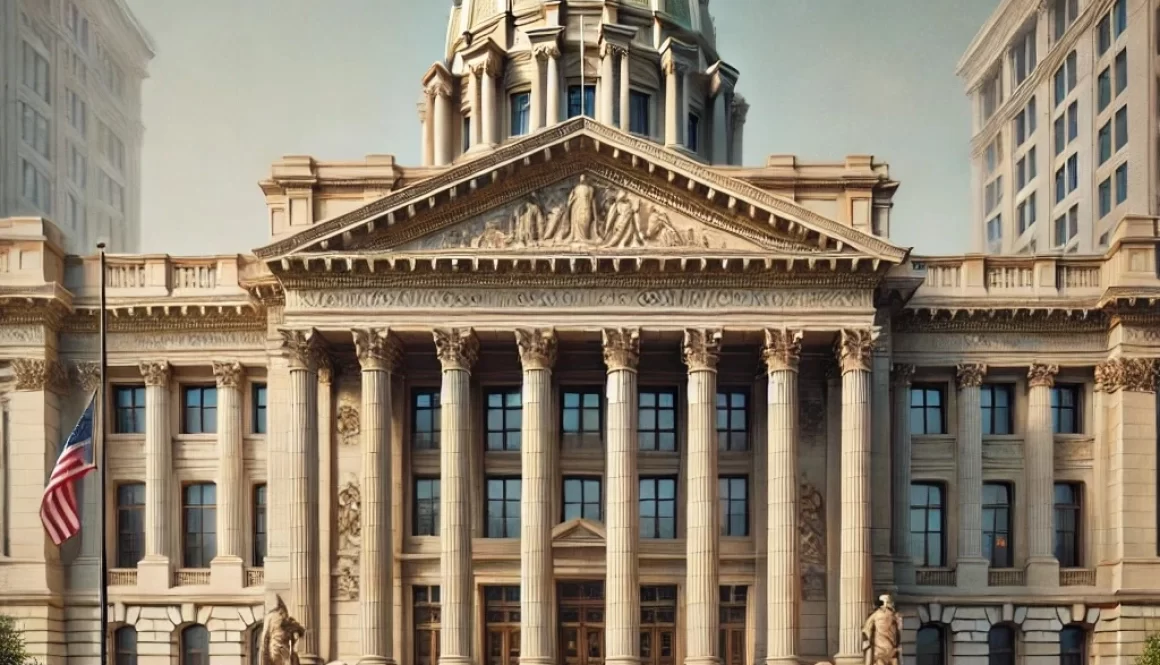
640, 586, 677, 665
485, 586, 521, 665
559, 581, 605, 665
718, 586, 747, 665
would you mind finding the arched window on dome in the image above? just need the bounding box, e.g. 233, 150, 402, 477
181, 625, 209, 665
113, 625, 137, 665
915, 623, 946, 665
1060, 625, 1087, 665
987, 625, 1017, 665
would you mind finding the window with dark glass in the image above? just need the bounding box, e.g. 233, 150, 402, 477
249, 628, 261, 665
181, 625, 209, 665
719, 477, 748, 537
510, 92, 531, 137
462, 116, 470, 152
1097, 68, 1111, 111
716, 390, 748, 451
1116, 163, 1128, 205
1113, 0, 1127, 36
486, 389, 522, 451
718, 586, 747, 665
562, 388, 602, 449
640, 477, 677, 539
909, 384, 946, 435
1099, 178, 1112, 218
1097, 14, 1112, 54
1114, 106, 1128, 151
981, 384, 1014, 435
484, 586, 521, 665
414, 585, 442, 665
1054, 482, 1082, 567
687, 113, 700, 152
1060, 625, 1086, 665
1114, 49, 1127, 95
486, 477, 520, 538
916, 625, 945, 665
1051, 385, 1081, 434
114, 626, 137, 665
114, 385, 145, 434
629, 90, 650, 134
1053, 50, 1077, 106
568, 85, 596, 118
640, 586, 677, 665
252, 484, 266, 567
414, 478, 440, 536
116, 483, 145, 568
1099, 122, 1112, 165
987, 625, 1015, 665
909, 483, 945, 567
412, 389, 441, 450
983, 483, 1013, 568
252, 383, 267, 434
639, 389, 678, 452
182, 483, 217, 568
182, 386, 217, 434
1052, 0, 1078, 41
563, 477, 602, 522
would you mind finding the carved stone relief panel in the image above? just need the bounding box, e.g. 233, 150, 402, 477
799, 480, 826, 601
335, 475, 361, 601
336, 402, 360, 446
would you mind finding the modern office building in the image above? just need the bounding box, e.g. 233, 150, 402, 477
1, 1, 1160, 665
0, 0, 154, 253
957, 0, 1153, 254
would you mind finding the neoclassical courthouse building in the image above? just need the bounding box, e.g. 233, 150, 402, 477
2, 1, 1160, 664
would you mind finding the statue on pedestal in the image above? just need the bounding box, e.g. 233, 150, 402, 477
861, 594, 902, 665
260, 594, 305, 665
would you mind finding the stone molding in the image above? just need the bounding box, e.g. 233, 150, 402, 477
433, 328, 479, 372
515, 328, 557, 370
762, 328, 803, 373
890, 363, 915, 387
532, 44, 560, 59
1096, 358, 1158, 394
352, 328, 403, 372
601, 41, 629, 58
424, 79, 452, 99
73, 361, 101, 393
955, 363, 988, 389
212, 361, 245, 388
681, 328, 722, 372
279, 328, 327, 371
138, 360, 171, 387
1027, 363, 1059, 388
12, 358, 68, 393
601, 328, 640, 371
837, 328, 877, 374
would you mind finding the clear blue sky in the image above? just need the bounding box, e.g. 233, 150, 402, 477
126, 0, 996, 255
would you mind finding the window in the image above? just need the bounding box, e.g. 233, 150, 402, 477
561, 388, 602, 449
114, 626, 137, 665
916, 625, 946, 665
414, 586, 441, 665
1113, 0, 1127, 36
687, 113, 700, 152
66, 193, 85, 230
909, 385, 945, 435
1053, 51, 1077, 106
568, 85, 595, 118
97, 169, 125, 212
99, 122, 126, 172
252, 384, 267, 434
69, 48, 87, 84
716, 390, 748, 451
114, 385, 146, 434
1052, 0, 1078, 40
66, 89, 87, 136
116, 483, 145, 567
252, 485, 266, 567
1054, 483, 1082, 567
69, 143, 86, 187
1051, 384, 1081, 433
1055, 154, 1078, 203
1098, 15, 1112, 54
639, 389, 678, 452
249, 628, 261, 665
22, 42, 50, 102
1054, 205, 1079, 247
629, 90, 650, 135
1011, 28, 1037, 86
563, 477, 602, 521
486, 389, 522, 451
414, 478, 440, 536
988, 625, 1015, 665
981, 384, 1014, 435
719, 477, 748, 537
510, 92, 530, 137
19, 102, 50, 159
1098, 68, 1111, 111
987, 216, 1002, 247
719, 586, 747, 665
1115, 163, 1128, 205
909, 483, 945, 567
412, 389, 441, 450
484, 586, 521, 665
984, 176, 1003, 211
462, 116, 471, 152
183, 386, 217, 434
1053, 115, 1065, 155
982, 483, 1013, 567
1066, 102, 1078, 142
66, 2, 90, 51
1098, 122, 1112, 164
1114, 106, 1128, 151
640, 477, 677, 539
1015, 155, 1028, 191
984, 138, 1000, 174
1114, 50, 1127, 95
981, 70, 1001, 121
1013, 97, 1036, 146
21, 159, 51, 213
1061, 626, 1087, 665
182, 483, 217, 568
181, 625, 209, 665
1017, 194, 1037, 235
486, 477, 520, 538
1099, 178, 1112, 217
640, 585, 678, 665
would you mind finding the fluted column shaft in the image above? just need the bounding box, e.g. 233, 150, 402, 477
213, 362, 245, 560
600, 44, 616, 124
545, 50, 560, 125
683, 329, 722, 665
956, 364, 988, 587
530, 55, 544, 132
422, 94, 435, 166
482, 65, 496, 145
468, 67, 481, 149
890, 365, 915, 585
604, 329, 641, 665
619, 49, 631, 132
664, 60, 679, 146
139, 361, 171, 562
1026, 364, 1060, 587
764, 330, 802, 665
437, 329, 480, 665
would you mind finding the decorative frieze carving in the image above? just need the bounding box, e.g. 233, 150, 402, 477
1096, 358, 1158, 394
762, 329, 803, 373
891, 363, 915, 387
73, 362, 101, 393
212, 361, 245, 388
1054, 439, 1094, 463
515, 328, 557, 370
352, 328, 403, 372
1027, 363, 1059, 388
799, 480, 826, 601
60, 330, 266, 354
138, 361, 171, 387
433, 328, 479, 372
0, 326, 44, 345
601, 328, 640, 371
956, 363, 988, 389
837, 328, 877, 373
336, 403, 361, 446
336, 477, 361, 601
279, 328, 326, 371
12, 358, 67, 393
681, 329, 722, 372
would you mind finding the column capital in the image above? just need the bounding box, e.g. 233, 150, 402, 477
533, 43, 560, 60
602, 328, 641, 371
424, 79, 452, 99
955, 363, 988, 389
279, 328, 327, 371
515, 328, 558, 370
731, 92, 750, 126
138, 360, 171, 387
13, 358, 67, 393
1096, 357, 1158, 394
73, 361, 101, 393
890, 363, 915, 387
601, 41, 629, 58
836, 328, 878, 374
434, 328, 480, 372
762, 328, 803, 373
353, 328, 403, 372
1027, 363, 1060, 388
682, 329, 722, 372
212, 361, 245, 389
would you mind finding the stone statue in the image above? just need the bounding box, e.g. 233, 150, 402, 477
473, 220, 510, 249
512, 194, 544, 247
260, 594, 305, 665
565, 174, 599, 241
861, 594, 903, 665
602, 190, 644, 247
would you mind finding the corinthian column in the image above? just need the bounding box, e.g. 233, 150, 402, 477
354, 329, 403, 664
619, 47, 631, 133
763, 329, 802, 665
600, 42, 616, 124
956, 364, 989, 587
211, 361, 246, 586
1025, 363, 1060, 587
436, 328, 479, 665
545, 46, 560, 126
663, 57, 681, 147
280, 329, 325, 664
834, 329, 876, 665
890, 365, 915, 585
683, 329, 723, 665
138, 360, 172, 589
427, 81, 453, 166
604, 328, 641, 665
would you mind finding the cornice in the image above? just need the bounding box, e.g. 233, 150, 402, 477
61, 308, 268, 334
894, 308, 1108, 334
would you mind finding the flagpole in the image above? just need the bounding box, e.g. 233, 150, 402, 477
97, 242, 109, 665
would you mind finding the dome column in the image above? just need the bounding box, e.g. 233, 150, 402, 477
528, 28, 563, 130
707, 61, 739, 165
421, 63, 454, 166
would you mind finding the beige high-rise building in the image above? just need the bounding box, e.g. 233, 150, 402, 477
2, 2, 1160, 665
958, 0, 1154, 254
0, 0, 154, 253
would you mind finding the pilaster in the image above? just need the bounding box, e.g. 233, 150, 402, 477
889, 364, 915, 586
955, 363, 989, 589
137, 360, 172, 591
1025, 363, 1060, 588
211, 360, 246, 590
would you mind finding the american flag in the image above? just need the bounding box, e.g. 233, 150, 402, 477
40, 395, 98, 546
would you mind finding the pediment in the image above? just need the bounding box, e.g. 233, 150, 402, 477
551, 518, 606, 546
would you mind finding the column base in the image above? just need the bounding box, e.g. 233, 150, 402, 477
684, 657, 721, 665
1025, 557, 1060, 588
956, 556, 989, 589
439, 657, 472, 665
465, 143, 496, 156
607, 657, 642, 665
356, 657, 396, 665
765, 656, 800, 665
520, 657, 556, 665
210, 555, 245, 591
832, 654, 864, 665
297, 656, 323, 665
137, 556, 172, 591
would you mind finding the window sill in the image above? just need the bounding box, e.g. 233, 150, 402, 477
174, 433, 216, 442
107, 433, 145, 441
1053, 433, 1092, 443
912, 434, 954, 443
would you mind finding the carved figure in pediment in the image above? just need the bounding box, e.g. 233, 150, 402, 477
603, 190, 644, 247
512, 193, 545, 247
565, 174, 599, 241
473, 220, 511, 249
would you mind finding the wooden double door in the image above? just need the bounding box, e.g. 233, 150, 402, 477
559, 581, 606, 665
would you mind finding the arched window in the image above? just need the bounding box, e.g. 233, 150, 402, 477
181, 625, 209, 665
988, 625, 1016, 665
250, 626, 263, 665
916, 624, 946, 665
113, 626, 137, 665
1061, 625, 1087, 665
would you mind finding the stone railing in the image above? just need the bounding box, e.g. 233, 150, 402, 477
107, 568, 138, 586
65, 254, 255, 300
915, 567, 957, 586
1059, 567, 1096, 587
174, 569, 211, 586
908, 255, 1105, 301
987, 568, 1025, 586
246, 568, 265, 587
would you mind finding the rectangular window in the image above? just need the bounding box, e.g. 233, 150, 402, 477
1115, 163, 1128, 205
1114, 50, 1127, 95
909, 384, 946, 435
412, 389, 441, 450
561, 388, 602, 449
984, 138, 1000, 174
1066, 102, 1078, 142
1065, 154, 1078, 195
1053, 51, 1077, 106
66, 193, 84, 230
414, 478, 440, 536
984, 176, 1003, 212
1014, 98, 1036, 147
1098, 122, 1112, 164
69, 143, 86, 187
983, 483, 1013, 568
485, 477, 520, 538
19, 102, 51, 159
981, 384, 1014, 435
640, 477, 677, 539
21, 159, 51, 213
987, 216, 1002, 246
1017, 193, 1037, 234
1099, 178, 1112, 217
99, 122, 126, 172
1053, 115, 1065, 155
462, 116, 470, 152
1054, 483, 1082, 567
1113, 0, 1127, 36
1015, 155, 1028, 191
1114, 106, 1128, 151
567, 85, 596, 118
115, 483, 145, 567
629, 90, 650, 135
716, 390, 748, 451
182, 483, 217, 568
252, 484, 266, 567
1054, 208, 1076, 246
1051, 385, 1081, 434
719, 476, 748, 537
509, 92, 530, 137
1011, 28, 1037, 86
414, 586, 441, 665
1098, 68, 1112, 111
22, 42, 50, 103
1052, 0, 1078, 40
114, 385, 146, 434
639, 388, 677, 452
562, 477, 602, 522
485, 389, 522, 451
251, 383, 267, 434
687, 113, 700, 152
1097, 15, 1112, 54
183, 386, 218, 434
909, 483, 945, 567
981, 70, 1001, 121
66, 88, 87, 137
